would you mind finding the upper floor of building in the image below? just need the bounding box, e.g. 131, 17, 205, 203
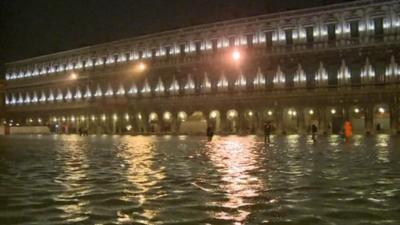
3, 0, 400, 83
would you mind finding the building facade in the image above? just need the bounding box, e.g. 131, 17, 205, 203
2, 0, 400, 135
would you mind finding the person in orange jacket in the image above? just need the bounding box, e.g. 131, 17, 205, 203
344, 121, 353, 139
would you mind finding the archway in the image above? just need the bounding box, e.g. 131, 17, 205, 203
226, 109, 239, 134
304, 108, 318, 134
176, 111, 187, 133
243, 110, 256, 134
373, 105, 390, 133
209, 110, 221, 133
162, 111, 173, 132
136, 112, 146, 133
329, 107, 344, 134
262, 109, 276, 134
179, 111, 207, 134
349, 106, 365, 134
283, 108, 298, 134
148, 112, 159, 133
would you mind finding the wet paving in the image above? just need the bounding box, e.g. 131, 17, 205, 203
0, 134, 400, 225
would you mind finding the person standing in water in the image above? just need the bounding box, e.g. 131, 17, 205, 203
206, 125, 214, 141
311, 124, 318, 142
264, 121, 272, 143
344, 121, 353, 141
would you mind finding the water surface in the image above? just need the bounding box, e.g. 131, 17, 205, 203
1, 135, 400, 224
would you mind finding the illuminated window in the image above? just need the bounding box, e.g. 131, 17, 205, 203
105, 85, 114, 97
273, 65, 285, 87
141, 78, 151, 96
217, 73, 228, 91
234, 72, 246, 89
184, 74, 195, 93
293, 64, 306, 86
155, 77, 165, 95
253, 68, 265, 89
169, 76, 180, 95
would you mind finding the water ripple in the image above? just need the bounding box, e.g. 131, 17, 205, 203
0, 134, 400, 224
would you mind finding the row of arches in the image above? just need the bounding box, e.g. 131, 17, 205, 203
5, 56, 400, 106
8, 104, 397, 135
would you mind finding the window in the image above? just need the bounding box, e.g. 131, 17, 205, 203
327, 23, 336, 41
285, 30, 293, 45
306, 27, 314, 43
265, 31, 273, 48
350, 21, 359, 38
374, 18, 384, 36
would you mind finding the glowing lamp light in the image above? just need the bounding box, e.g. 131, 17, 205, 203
113, 114, 118, 121
309, 109, 314, 115
228, 110, 237, 118
38, 118, 42, 123
149, 113, 157, 121
232, 50, 241, 61
53, 118, 58, 122
91, 115, 96, 121
125, 113, 130, 121
163, 112, 171, 120
331, 109, 336, 114
137, 113, 142, 120
378, 107, 385, 114
248, 111, 253, 116
354, 108, 360, 114
70, 72, 78, 80
136, 62, 147, 72
71, 116, 76, 122
178, 112, 187, 120
268, 110, 273, 116
81, 116, 85, 121
126, 125, 132, 131
101, 115, 106, 121
210, 111, 217, 119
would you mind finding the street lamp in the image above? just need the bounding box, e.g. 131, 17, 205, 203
70, 72, 78, 80
232, 50, 241, 62
134, 62, 147, 73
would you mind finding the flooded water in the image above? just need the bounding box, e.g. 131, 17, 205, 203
0, 135, 400, 225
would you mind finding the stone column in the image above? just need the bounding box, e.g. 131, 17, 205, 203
275, 107, 284, 135
297, 107, 306, 134
238, 110, 245, 134
364, 105, 374, 134
390, 104, 399, 134
219, 109, 227, 135
318, 107, 329, 134
255, 109, 263, 135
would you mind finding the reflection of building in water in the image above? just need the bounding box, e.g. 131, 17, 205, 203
117, 136, 166, 222
2, 0, 400, 135
53, 136, 91, 223
205, 137, 264, 222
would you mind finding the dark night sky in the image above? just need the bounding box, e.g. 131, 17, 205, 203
0, 0, 354, 73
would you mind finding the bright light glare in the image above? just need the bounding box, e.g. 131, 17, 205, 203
232, 50, 241, 61
136, 62, 146, 72
70, 72, 77, 80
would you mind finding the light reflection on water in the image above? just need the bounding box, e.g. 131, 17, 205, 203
0, 134, 400, 225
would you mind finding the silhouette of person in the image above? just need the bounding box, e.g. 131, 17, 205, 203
264, 121, 272, 143
311, 124, 318, 142
207, 125, 214, 141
